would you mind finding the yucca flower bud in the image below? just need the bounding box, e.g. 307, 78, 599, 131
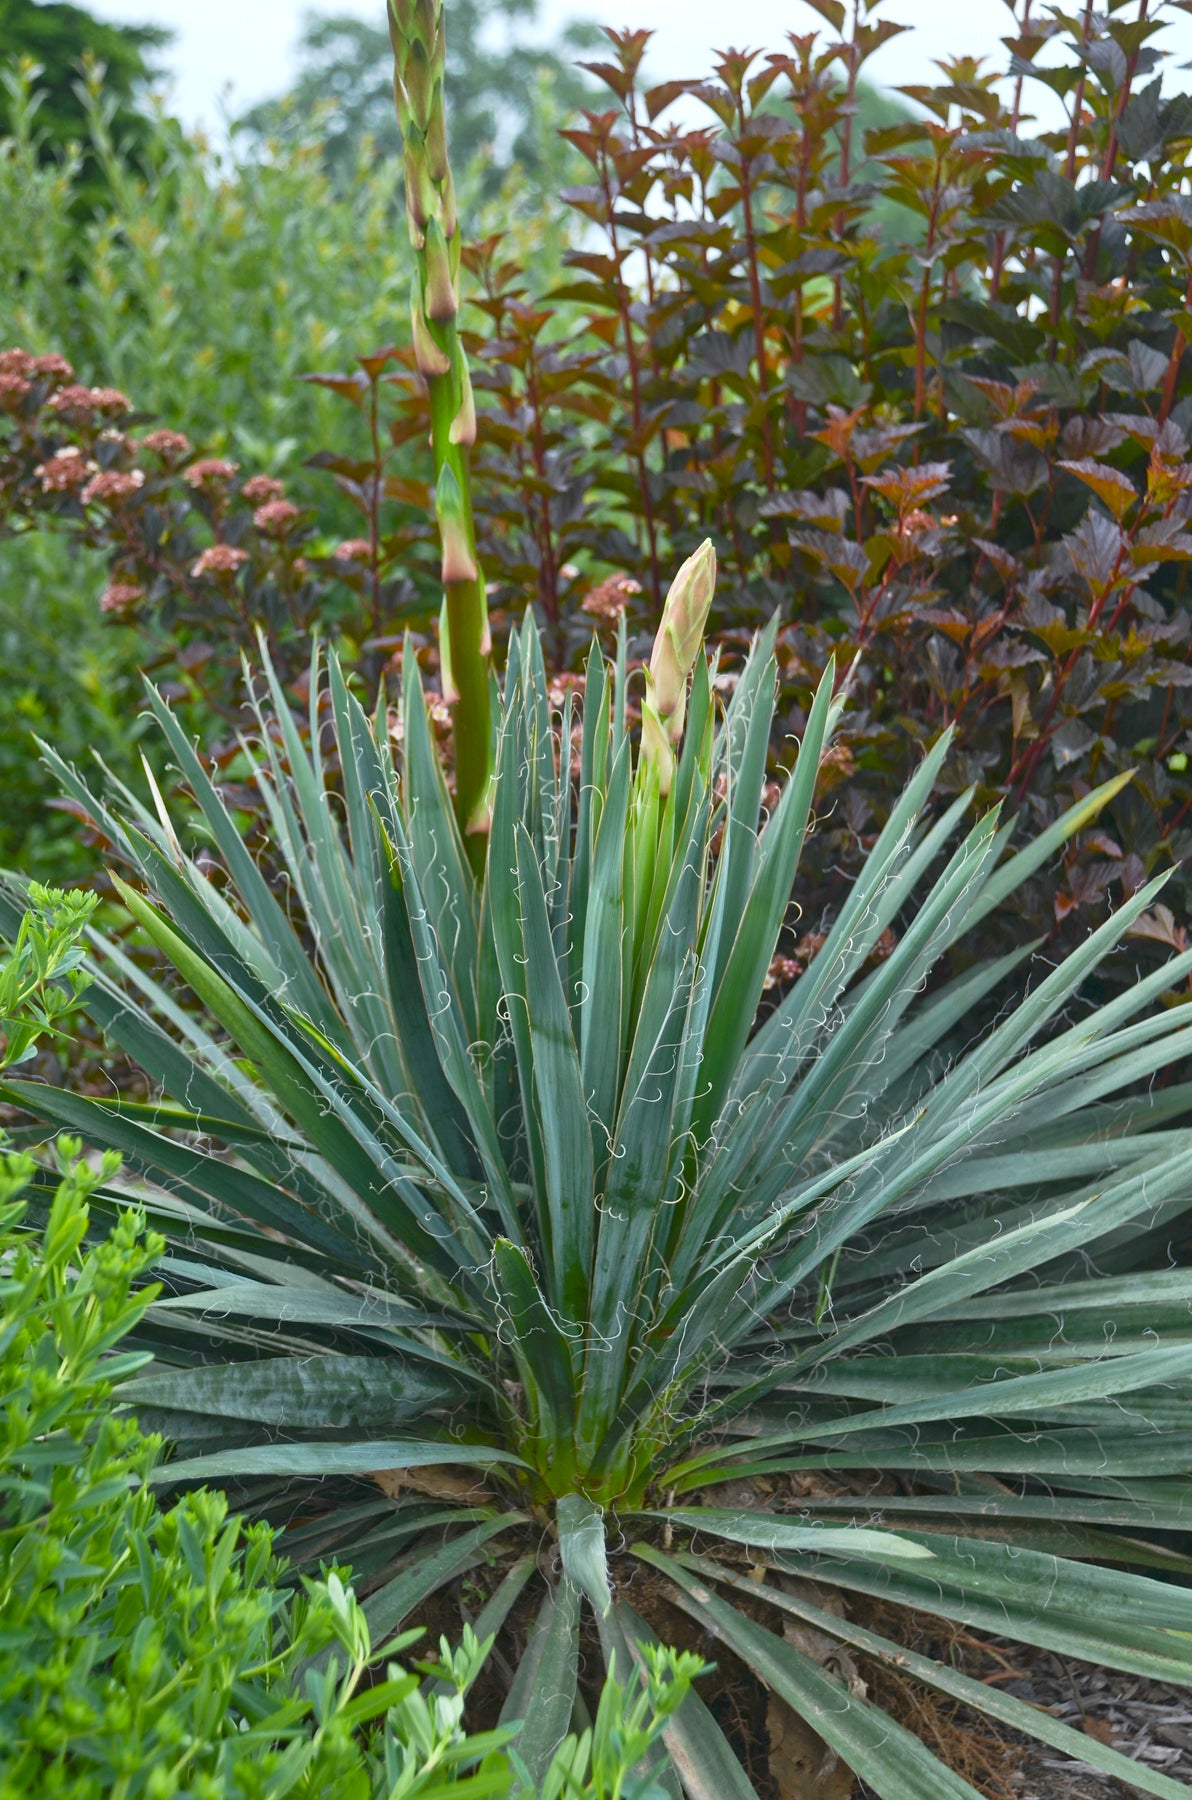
438, 595, 458, 704
425, 101, 450, 185
436, 465, 480, 585
402, 139, 436, 242
645, 538, 717, 746
411, 0, 436, 50
423, 217, 458, 322
402, 40, 434, 126
439, 166, 457, 244
448, 350, 477, 447
411, 280, 451, 377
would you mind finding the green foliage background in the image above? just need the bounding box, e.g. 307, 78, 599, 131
0, 25, 584, 881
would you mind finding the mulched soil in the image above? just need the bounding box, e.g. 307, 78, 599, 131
1004, 1653, 1192, 1798
855, 1646, 1192, 1800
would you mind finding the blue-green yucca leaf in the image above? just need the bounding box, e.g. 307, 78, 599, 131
374, 808, 524, 1246
637, 1509, 936, 1563
490, 1238, 580, 1477
651, 1549, 1192, 1800
578, 734, 633, 1153
566, 640, 614, 1009
728, 723, 956, 1105
0, 1077, 358, 1264
557, 1492, 613, 1615
142, 670, 341, 1038
961, 767, 1137, 932
152, 1439, 528, 1484
693, 658, 840, 1137
399, 644, 481, 1002
499, 1581, 582, 1786
575, 777, 715, 1469
18, 608, 1192, 1798
747, 1483, 1192, 1532
113, 877, 490, 1282
122, 1354, 474, 1428
486, 747, 554, 1235
641, 1547, 986, 1800
505, 820, 595, 1316
787, 1530, 1192, 1676
150, 1281, 463, 1331
360, 1515, 522, 1647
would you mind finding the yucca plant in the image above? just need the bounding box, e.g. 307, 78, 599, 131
9, 551, 1192, 1796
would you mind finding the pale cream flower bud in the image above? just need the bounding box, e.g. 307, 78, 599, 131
645, 537, 717, 746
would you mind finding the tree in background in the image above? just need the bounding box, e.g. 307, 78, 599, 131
0, 0, 169, 212
241, 1, 601, 197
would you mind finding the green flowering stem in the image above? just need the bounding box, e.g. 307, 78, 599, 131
389, 0, 493, 856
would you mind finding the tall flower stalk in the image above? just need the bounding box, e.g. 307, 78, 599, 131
388, 0, 493, 849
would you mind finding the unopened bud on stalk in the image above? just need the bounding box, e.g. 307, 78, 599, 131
436, 465, 480, 584
448, 349, 477, 446
403, 41, 433, 124
439, 596, 457, 704
425, 102, 450, 185
403, 141, 436, 242
411, 281, 451, 377
412, 0, 436, 50
423, 218, 458, 321
645, 538, 717, 746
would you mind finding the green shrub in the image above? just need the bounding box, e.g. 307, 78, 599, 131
0, 63, 414, 479
0, 1, 168, 220
0, 53, 573, 484
0, 48, 579, 883
0, 532, 147, 883
9, 567, 1192, 1793
0, 878, 95, 1066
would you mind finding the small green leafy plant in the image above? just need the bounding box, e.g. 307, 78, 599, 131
0, 879, 96, 1066
9, 542, 1192, 1792
0, 1127, 702, 1799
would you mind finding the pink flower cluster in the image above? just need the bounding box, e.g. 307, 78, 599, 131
334, 538, 372, 562
252, 498, 301, 535
185, 458, 240, 489
81, 468, 145, 505
581, 572, 642, 621
0, 372, 30, 407
36, 447, 93, 492
191, 544, 249, 578
0, 348, 74, 382
141, 429, 192, 462
242, 474, 284, 504
100, 581, 145, 614
49, 385, 131, 417
32, 353, 74, 383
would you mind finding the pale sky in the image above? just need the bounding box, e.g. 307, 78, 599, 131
86, 0, 1192, 135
